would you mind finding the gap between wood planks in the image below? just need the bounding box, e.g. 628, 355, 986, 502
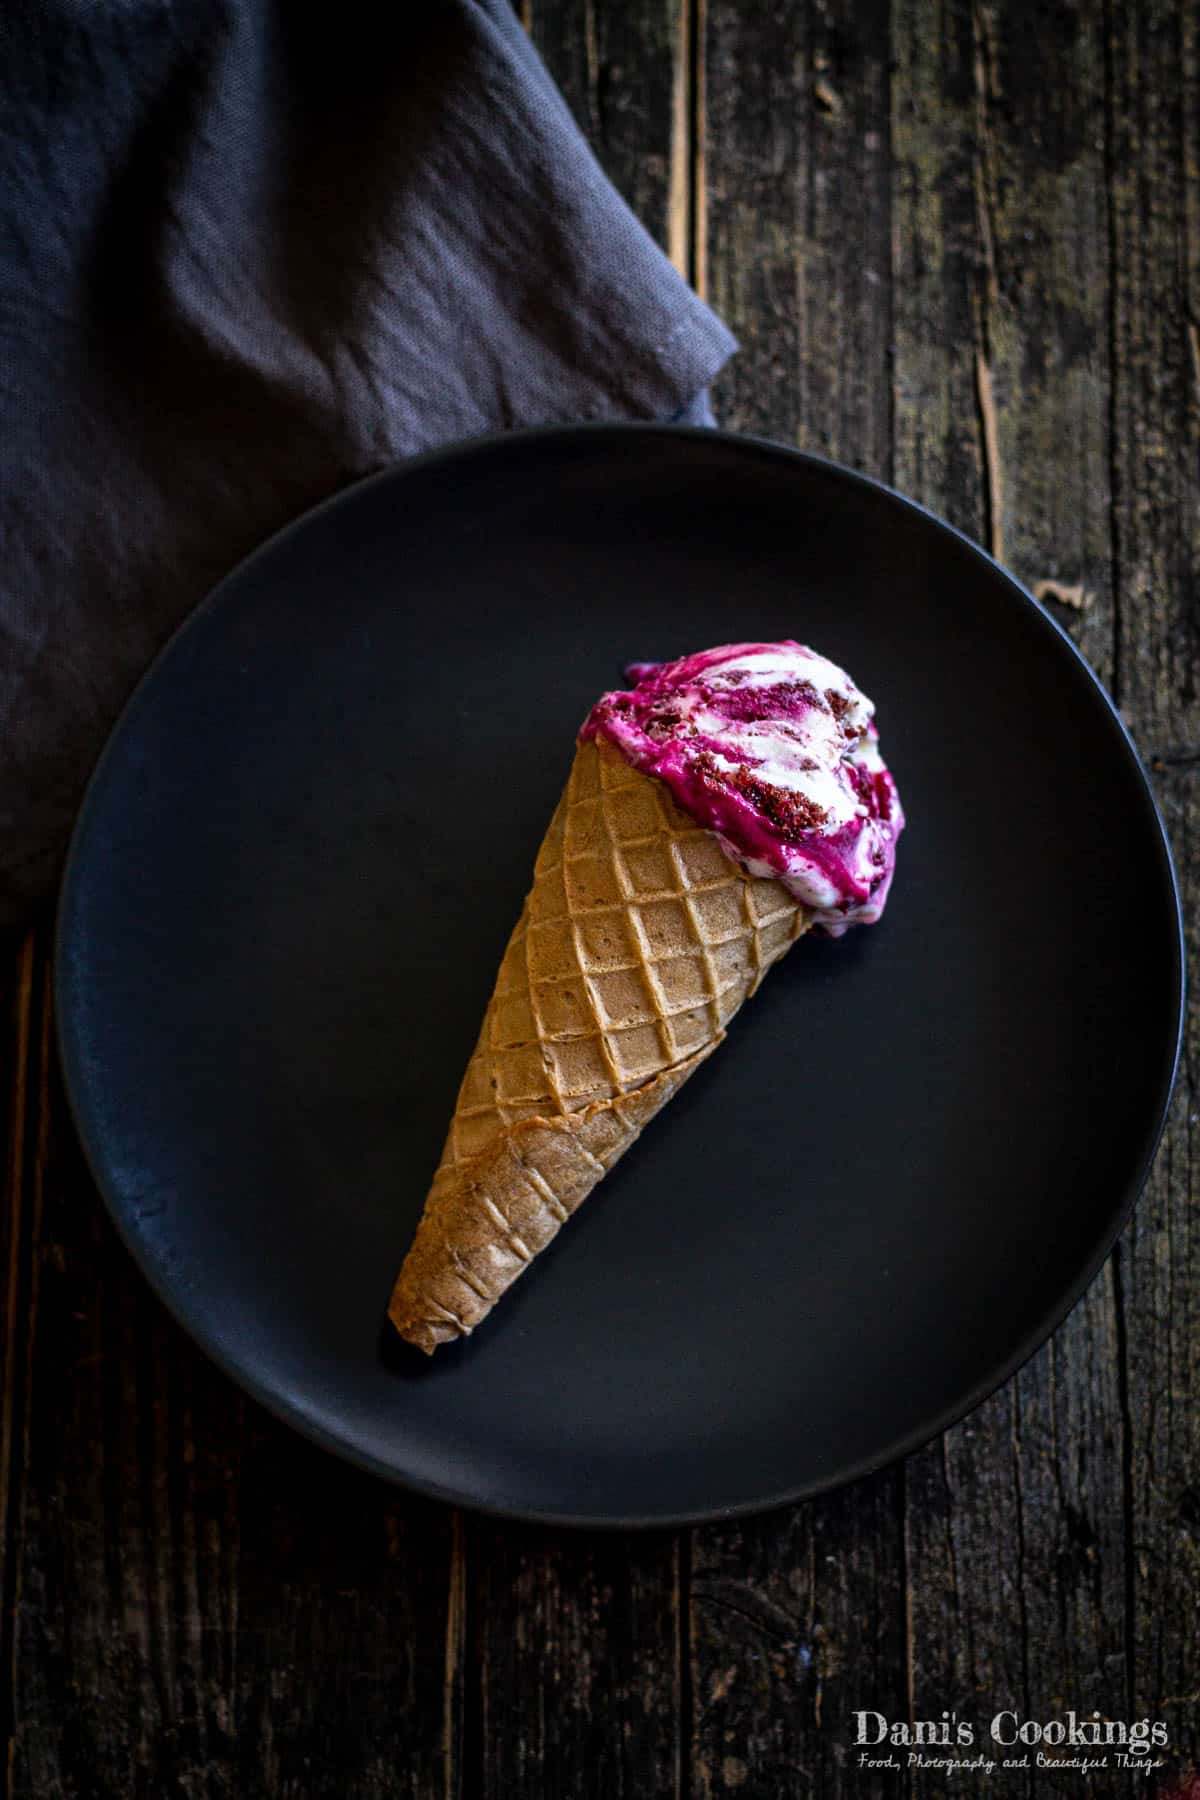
970, 0, 1005, 569
668, 0, 706, 295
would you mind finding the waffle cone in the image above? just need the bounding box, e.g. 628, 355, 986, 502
389, 736, 810, 1353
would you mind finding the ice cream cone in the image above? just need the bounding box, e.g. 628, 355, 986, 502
389, 735, 810, 1353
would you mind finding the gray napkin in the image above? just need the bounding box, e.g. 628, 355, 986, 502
0, 0, 735, 931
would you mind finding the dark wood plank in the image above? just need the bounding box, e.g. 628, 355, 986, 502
3, 940, 459, 1799
1106, 0, 1200, 1781
895, 6, 1132, 1795
690, 1479, 906, 1799
468, 1520, 684, 1798
969, 0, 1116, 687
889, 0, 987, 544
694, 7, 907, 1797
706, 0, 893, 477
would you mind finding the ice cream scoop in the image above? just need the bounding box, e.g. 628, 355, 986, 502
581, 641, 904, 934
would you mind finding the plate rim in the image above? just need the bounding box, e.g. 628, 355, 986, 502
54, 422, 1187, 1529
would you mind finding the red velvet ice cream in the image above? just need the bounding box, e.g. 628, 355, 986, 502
580, 640, 904, 934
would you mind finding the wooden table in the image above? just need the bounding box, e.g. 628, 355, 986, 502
3, 3, 1196, 1794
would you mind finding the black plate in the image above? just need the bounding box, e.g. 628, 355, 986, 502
56, 427, 1184, 1527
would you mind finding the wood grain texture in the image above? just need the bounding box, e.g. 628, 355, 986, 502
690, 1479, 907, 1799
706, 0, 893, 476
889, 0, 987, 542
467, 1521, 684, 1799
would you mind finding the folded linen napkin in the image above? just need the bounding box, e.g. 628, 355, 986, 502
0, 0, 735, 932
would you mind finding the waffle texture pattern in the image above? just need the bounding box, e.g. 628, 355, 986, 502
389, 737, 810, 1352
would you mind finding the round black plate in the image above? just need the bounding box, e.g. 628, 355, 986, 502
56, 427, 1184, 1527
